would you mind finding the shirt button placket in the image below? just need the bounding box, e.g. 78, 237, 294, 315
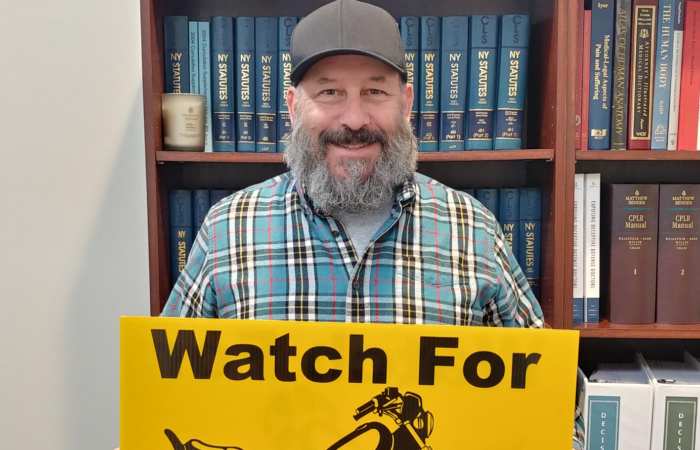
352, 280, 360, 290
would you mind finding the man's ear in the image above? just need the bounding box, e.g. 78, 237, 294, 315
403, 83, 414, 121
287, 85, 299, 123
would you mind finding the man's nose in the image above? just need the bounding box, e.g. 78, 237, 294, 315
338, 94, 371, 130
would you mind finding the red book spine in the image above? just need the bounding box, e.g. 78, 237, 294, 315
575, 0, 584, 149
582, 11, 592, 151
678, 2, 700, 151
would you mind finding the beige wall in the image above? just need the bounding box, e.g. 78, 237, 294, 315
0, 0, 149, 447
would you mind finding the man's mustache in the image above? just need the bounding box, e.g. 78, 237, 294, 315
318, 127, 388, 149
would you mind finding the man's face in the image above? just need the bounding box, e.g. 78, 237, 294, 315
287, 55, 414, 180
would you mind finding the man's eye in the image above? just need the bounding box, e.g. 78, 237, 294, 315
368, 89, 385, 95
320, 89, 337, 96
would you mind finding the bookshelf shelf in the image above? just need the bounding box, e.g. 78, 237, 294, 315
576, 150, 700, 161
156, 149, 555, 164
576, 320, 700, 339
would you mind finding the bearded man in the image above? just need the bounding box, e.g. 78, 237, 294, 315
161, 1, 584, 448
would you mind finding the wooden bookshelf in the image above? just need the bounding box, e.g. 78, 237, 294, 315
576, 321, 700, 340
576, 150, 700, 161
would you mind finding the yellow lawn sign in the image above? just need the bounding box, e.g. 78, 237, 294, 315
121, 317, 579, 450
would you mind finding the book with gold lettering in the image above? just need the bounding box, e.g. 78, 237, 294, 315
466, 15, 498, 150
611, 0, 632, 149
587, 1, 615, 150
500, 188, 520, 259
518, 188, 541, 299
164, 16, 190, 94
169, 190, 193, 287
236, 17, 256, 153
255, 17, 278, 153
656, 184, 700, 323
604, 184, 659, 323
211, 16, 236, 152
651, 0, 676, 150
400, 17, 420, 136
277, 17, 297, 152
439, 16, 468, 151
628, 0, 658, 150
419, 16, 440, 152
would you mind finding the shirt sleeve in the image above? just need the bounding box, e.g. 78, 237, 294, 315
485, 219, 545, 328
161, 216, 217, 318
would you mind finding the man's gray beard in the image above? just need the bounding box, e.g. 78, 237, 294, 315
284, 108, 418, 214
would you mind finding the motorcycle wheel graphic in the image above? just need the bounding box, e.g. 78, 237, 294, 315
164, 429, 245, 450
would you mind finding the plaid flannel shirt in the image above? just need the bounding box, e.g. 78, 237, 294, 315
163, 171, 584, 449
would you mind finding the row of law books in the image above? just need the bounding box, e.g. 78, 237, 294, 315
164, 14, 532, 153
573, 177, 700, 324
169, 189, 235, 285
581, 352, 700, 449
576, 0, 700, 151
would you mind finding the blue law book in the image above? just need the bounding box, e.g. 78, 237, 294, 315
199, 21, 213, 152
236, 17, 256, 153
209, 190, 233, 207
651, 0, 677, 150
419, 16, 441, 152
494, 15, 531, 150
499, 188, 520, 259
400, 17, 420, 136
476, 188, 500, 221
518, 188, 541, 299
189, 21, 199, 93
193, 190, 210, 233
439, 16, 468, 151
467, 15, 499, 150
164, 16, 190, 93
255, 17, 278, 153
586, 2, 614, 150
278, 17, 298, 152
170, 190, 193, 286
211, 16, 236, 152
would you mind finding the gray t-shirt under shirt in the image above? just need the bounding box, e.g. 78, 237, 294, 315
331, 198, 395, 257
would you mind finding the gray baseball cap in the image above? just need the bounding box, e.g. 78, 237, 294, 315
289, 0, 407, 86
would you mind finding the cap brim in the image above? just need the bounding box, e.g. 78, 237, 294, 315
290, 48, 408, 86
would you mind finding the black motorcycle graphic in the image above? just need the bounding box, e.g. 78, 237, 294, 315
164, 428, 244, 450
327, 387, 435, 450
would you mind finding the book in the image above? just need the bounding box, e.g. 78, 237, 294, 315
667, 0, 686, 150
582, 11, 593, 150
656, 184, 700, 323
466, 15, 499, 150
439, 16, 468, 151
678, 1, 700, 150
277, 17, 297, 153
573, 174, 585, 324
476, 188, 500, 221
460, 188, 476, 197
255, 17, 278, 153
628, 0, 657, 150
419, 16, 441, 152
170, 190, 193, 286
611, 0, 633, 150
400, 17, 420, 136
651, 0, 676, 150
588, 1, 615, 150
189, 21, 199, 94
211, 16, 236, 152
199, 21, 213, 153
164, 16, 190, 94
494, 15, 530, 150
209, 190, 233, 207
193, 190, 210, 233
518, 188, 541, 299
499, 188, 520, 258
575, 0, 585, 150
605, 184, 659, 323
584, 173, 601, 323
236, 17, 256, 153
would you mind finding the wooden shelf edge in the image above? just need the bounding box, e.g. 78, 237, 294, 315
156, 149, 555, 163
576, 320, 700, 339
576, 150, 700, 161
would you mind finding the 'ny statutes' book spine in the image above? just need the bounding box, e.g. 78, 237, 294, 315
584, 173, 601, 323
255, 17, 278, 153
499, 188, 520, 259
211, 16, 236, 152
518, 188, 541, 299
494, 15, 530, 150
651, 0, 676, 150
277, 17, 297, 153
611, 0, 633, 149
677, 1, 700, 150
476, 188, 500, 221
236, 17, 256, 153
439, 16, 468, 151
164, 16, 190, 94
419, 16, 441, 152
189, 21, 199, 94
667, 0, 686, 150
467, 15, 499, 150
193, 190, 210, 233
656, 185, 700, 323
401, 17, 420, 136
628, 0, 658, 150
199, 21, 213, 152
170, 190, 193, 286
573, 174, 585, 323
588, 1, 614, 150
